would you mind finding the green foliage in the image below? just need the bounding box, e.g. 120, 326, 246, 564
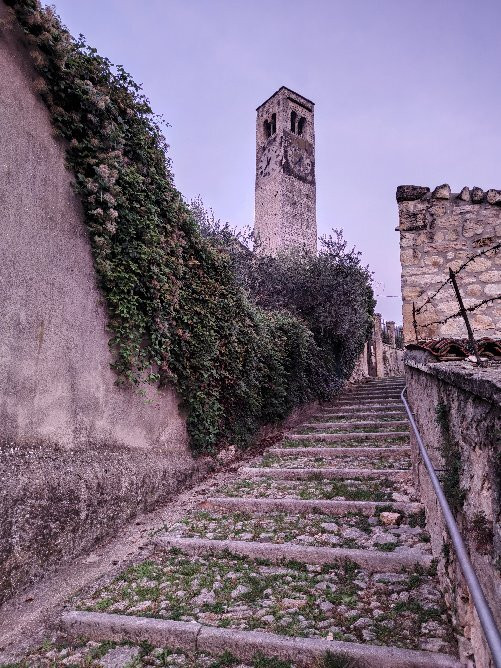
9, 0, 374, 453
247, 232, 375, 373
208, 652, 238, 668
435, 401, 465, 512
251, 656, 295, 668
323, 653, 358, 668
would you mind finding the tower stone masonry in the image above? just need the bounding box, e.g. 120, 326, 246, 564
254, 86, 317, 255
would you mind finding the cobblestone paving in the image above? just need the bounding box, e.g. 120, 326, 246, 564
252, 453, 411, 470
7, 641, 299, 667
6, 378, 460, 667
77, 551, 451, 650
166, 509, 430, 553
218, 477, 416, 502
296, 425, 406, 433
278, 437, 407, 448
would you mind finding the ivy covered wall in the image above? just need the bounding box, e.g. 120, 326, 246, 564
6, 0, 374, 454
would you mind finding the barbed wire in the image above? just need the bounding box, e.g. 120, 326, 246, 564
415, 242, 500, 315
417, 295, 500, 328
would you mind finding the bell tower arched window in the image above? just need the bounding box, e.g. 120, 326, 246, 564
264, 112, 277, 139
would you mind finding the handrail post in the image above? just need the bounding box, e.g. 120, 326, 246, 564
401, 387, 501, 668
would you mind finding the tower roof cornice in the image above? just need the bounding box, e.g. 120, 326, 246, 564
256, 86, 315, 112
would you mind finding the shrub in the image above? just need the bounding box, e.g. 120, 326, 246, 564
8, 0, 374, 453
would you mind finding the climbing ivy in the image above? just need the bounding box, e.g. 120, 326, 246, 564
7, 0, 373, 453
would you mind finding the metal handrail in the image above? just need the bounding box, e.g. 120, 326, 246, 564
401, 387, 501, 668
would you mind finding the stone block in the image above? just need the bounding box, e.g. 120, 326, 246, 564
459, 187, 470, 201
423, 255, 445, 268
462, 221, 487, 238
401, 249, 419, 264
463, 283, 484, 298
396, 185, 430, 202
472, 235, 495, 248
432, 184, 451, 199
470, 187, 484, 203
470, 313, 494, 330
465, 256, 491, 272
486, 189, 501, 205
484, 283, 501, 296
478, 270, 501, 283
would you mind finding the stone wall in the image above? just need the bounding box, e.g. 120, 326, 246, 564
255, 87, 317, 256
0, 5, 199, 603
382, 343, 404, 377
405, 353, 500, 667
396, 184, 501, 343
349, 315, 404, 382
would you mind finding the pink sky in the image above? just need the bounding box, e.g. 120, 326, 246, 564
46, 0, 501, 323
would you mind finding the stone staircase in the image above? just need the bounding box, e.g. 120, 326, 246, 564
22, 378, 463, 668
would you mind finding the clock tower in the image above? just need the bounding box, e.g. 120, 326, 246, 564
254, 86, 316, 256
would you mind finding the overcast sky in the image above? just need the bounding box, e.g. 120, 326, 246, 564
47, 0, 501, 323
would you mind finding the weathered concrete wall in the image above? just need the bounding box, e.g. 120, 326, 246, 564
405, 353, 500, 667
0, 5, 198, 603
255, 86, 316, 255
396, 184, 501, 343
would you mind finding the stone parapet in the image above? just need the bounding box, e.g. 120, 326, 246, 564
404, 353, 500, 668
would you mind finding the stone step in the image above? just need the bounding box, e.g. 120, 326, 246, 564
334, 400, 404, 407
240, 466, 411, 480
302, 420, 408, 429
267, 446, 411, 457
344, 392, 402, 404
169, 507, 429, 553
258, 452, 411, 472
345, 391, 403, 398
344, 395, 402, 403
60, 611, 460, 668
361, 379, 405, 384
322, 406, 406, 414
346, 382, 404, 388
356, 388, 404, 393
153, 536, 432, 571
288, 431, 408, 441
317, 410, 406, 420
204, 496, 423, 516
219, 474, 415, 503
280, 439, 409, 450
325, 400, 405, 407
70, 546, 456, 658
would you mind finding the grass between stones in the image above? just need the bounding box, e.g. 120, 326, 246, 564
297, 426, 406, 434
166, 510, 431, 552
310, 415, 405, 423
218, 477, 416, 503
257, 454, 411, 471
279, 438, 408, 449
2, 639, 303, 667
75, 550, 453, 653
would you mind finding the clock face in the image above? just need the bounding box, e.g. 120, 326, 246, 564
284, 142, 314, 182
